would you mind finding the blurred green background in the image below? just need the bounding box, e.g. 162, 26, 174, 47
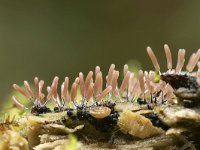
1, 1, 200, 103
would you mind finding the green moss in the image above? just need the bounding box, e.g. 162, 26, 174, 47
64, 134, 79, 150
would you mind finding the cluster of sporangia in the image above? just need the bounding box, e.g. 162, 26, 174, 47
12, 44, 200, 116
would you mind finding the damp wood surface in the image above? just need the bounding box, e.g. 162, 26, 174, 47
1, 44, 200, 149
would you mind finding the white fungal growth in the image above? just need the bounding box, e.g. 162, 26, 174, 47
197, 71, 200, 86
123, 64, 129, 76
111, 71, 119, 94
119, 71, 131, 94
138, 70, 145, 93
175, 49, 186, 73
186, 49, 200, 72
34, 77, 39, 99
61, 77, 70, 101
84, 71, 93, 97
70, 82, 78, 102
86, 83, 94, 101
147, 47, 160, 71
79, 72, 85, 97
96, 86, 112, 101
94, 72, 103, 97
24, 81, 33, 98
164, 44, 172, 70
13, 84, 32, 99
107, 64, 115, 86
12, 66, 173, 110
95, 66, 101, 76
13, 44, 200, 110
12, 96, 27, 109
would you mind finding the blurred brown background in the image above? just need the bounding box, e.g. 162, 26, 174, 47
0, 1, 200, 101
